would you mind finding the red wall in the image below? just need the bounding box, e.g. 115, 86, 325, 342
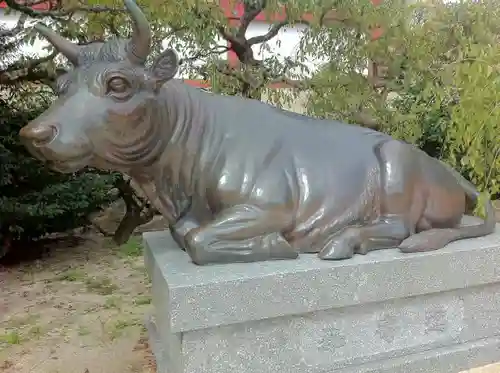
0, 1, 51, 9
0, 0, 383, 88
220, 0, 383, 66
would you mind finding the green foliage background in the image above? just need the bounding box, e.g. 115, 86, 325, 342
0, 90, 118, 248
2, 0, 500, 251
303, 0, 500, 200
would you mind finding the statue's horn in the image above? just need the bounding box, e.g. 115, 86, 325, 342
124, 0, 152, 64
34, 24, 80, 66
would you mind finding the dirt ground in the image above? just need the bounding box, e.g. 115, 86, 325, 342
1, 226, 500, 373
0, 233, 156, 373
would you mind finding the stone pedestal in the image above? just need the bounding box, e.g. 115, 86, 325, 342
143, 226, 500, 373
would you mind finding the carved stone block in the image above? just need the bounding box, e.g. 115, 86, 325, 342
143, 225, 500, 373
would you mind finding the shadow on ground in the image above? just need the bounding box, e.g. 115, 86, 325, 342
0, 235, 86, 267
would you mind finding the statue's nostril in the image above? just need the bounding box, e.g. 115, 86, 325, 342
20, 125, 57, 147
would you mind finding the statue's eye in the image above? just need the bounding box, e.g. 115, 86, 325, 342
107, 76, 131, 94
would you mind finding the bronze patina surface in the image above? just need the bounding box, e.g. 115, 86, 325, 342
19, 0, 495, 265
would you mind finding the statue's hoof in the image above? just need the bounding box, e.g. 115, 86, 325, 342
317, 239, 354, 260
170, 226, 187, 249
264, 232, 299, 260
318, 229, 358, 260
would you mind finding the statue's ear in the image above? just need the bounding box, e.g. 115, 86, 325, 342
150, 48, 179, 86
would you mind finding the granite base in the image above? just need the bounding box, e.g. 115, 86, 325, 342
143, 225, 500, 373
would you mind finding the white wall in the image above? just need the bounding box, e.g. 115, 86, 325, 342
0, 9, 50, 57
245, 21, 326, 77
0, 9, 325, 79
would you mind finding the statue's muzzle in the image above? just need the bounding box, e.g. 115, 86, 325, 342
19, 119, 94, 173
19, 123, 57, 148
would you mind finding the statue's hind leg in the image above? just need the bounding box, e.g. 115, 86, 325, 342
319, 140, 421, 260
183, 204, 298, 265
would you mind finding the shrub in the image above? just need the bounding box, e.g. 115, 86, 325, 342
0, 93, 118, 255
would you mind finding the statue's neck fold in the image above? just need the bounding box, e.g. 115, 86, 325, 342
161, 80, 207, 154
137, 80, 210, 197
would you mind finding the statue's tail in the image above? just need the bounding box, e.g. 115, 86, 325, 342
399, 166, 496, 253
452, 174, 496, 239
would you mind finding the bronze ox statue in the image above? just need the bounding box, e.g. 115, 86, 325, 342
19, 0, 495, 265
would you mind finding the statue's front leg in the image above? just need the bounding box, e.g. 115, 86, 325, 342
183, 204, 299, 265
134, 179, 197, 249
133, 179, 179, 225
169, 212, 199, 250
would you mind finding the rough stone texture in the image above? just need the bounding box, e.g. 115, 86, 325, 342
143, 225, 500, 373
465, 364, 500, 373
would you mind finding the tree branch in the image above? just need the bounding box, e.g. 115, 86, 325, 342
247, 20, 288, 45
214, 63, 248, 83
216, 2, 309, 65
217, 25, 238, 45
0, 13, 27, 37
0, 51, 58, 85
112, 176, 157, 245
179, 45, 229, 65
351, 111, 379, 129
236, 0, 266, 39
210, 1, 266, 65
3, 0, 127, 20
